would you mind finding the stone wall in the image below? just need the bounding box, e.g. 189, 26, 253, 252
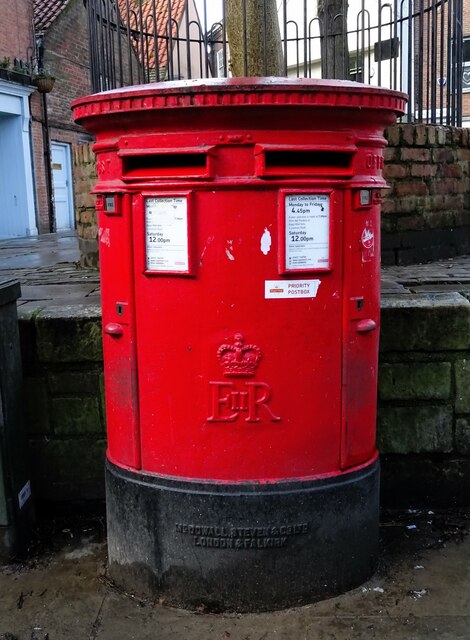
18, 303, 105, 504
75, 123, 470, 269
73, 144, 98, 268
17, 292, 470, 509
378, 292, 470, 506
382, 125, 470, 265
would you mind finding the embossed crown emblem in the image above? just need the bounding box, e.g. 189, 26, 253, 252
217, 333, 262, 378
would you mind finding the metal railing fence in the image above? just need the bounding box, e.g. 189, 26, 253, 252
87, 0, 464, 126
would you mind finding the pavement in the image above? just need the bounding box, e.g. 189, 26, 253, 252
1, 232, 470, 314
0, 231, 99, 316
1, 232, 470, 639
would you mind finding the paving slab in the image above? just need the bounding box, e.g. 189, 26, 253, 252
19, 284, 98, 301
1, 233, 470, 311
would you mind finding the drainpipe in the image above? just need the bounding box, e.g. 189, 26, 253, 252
36, 33, 55, 233
41, 92, 55, 233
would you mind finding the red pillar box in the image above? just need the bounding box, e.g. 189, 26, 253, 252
72, 79, 406, 612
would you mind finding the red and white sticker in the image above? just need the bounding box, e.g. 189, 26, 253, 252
265, 279, 321, 299
361, 224, 375, 263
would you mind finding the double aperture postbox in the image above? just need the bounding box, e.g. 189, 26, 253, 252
73, 79, 406, 612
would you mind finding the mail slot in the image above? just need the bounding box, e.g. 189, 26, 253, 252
72, 79, 406, 612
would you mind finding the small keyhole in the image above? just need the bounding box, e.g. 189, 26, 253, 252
356, 298, 364, 311
116, 303, 124, 316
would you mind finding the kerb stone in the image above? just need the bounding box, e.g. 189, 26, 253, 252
380, 293, 470, 352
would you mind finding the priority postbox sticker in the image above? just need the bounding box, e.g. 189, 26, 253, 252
145, 196, 189, 272
284, 193, 330, 270
265, 279, 321, 299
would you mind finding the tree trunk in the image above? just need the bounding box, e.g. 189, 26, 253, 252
225, 0, 284, 77
318, 0, 349, 80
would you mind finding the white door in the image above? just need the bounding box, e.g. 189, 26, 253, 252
0, 82, 37, 239
51, 142, 74, 231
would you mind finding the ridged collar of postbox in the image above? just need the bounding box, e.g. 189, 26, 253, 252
71, 78, 407, 124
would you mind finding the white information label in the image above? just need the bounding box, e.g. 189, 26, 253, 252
145, 197, 189, 272
18, 480, 31, 510
285, 194, 330, 270
265, 279, 321, 299
105, 196, 116, 212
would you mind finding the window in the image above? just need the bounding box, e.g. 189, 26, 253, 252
349, 52, 363, 83
216, 48, 225, 78
463, 37, 470, 92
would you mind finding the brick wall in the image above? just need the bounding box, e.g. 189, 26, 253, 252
382, 124, 470, 265
30, 0, 93, 234
0, 0, 33, 63
75, 124, 470, 269
41, 0, 91, 134
30, 93, 49, 233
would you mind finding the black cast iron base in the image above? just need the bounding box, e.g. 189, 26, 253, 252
106, 458, 379, 612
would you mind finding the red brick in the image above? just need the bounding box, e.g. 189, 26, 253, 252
427, 194, 446, 210
430, 180, 457, 195
401, 125, 415, 145
440, 164, 464, 179
395, 196, 419, 213
396, 215, 426, 231
444, 195, 466, 210
411, 164, 437, 177
453, 180, 470, 194
436, 128, 447, 145
0, 0, 32, 61
395, 181, 429, 197
385, 125, 400, 146
432, 148, 456, 163
383, 147, 398, 162
380, 198, 396, 214
384, 163, 408, 179
452, 128, 464, 145
427, 126, 437, 146
414, 124, 427, 146
400, 148, 432, 162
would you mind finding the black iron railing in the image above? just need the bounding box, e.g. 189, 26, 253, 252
87, 0, 464, 126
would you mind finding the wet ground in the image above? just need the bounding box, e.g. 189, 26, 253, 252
1, 509, 470, 640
